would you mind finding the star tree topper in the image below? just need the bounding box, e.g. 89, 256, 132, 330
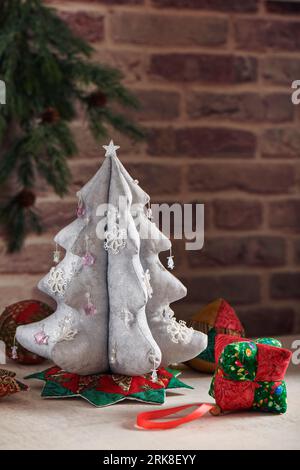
103, 140, 120, 158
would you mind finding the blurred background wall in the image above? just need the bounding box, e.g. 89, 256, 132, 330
0, 0, 299, 336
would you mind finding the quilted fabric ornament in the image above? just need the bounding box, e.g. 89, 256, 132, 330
0, 300, 53, 364
17, 141, 206, 377
136, 336, 292, 430
26, 366, 191, 407
209, 336, 292, 413
186, 298, 244, 373
0, 369, 28, 398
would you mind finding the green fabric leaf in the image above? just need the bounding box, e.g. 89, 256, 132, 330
25, 370, 47, 381
131, 389, 166, 404
197, 327, 216, 363
168, 375, 193, 390
42, 380, 75, 398
82, 390, 125, 407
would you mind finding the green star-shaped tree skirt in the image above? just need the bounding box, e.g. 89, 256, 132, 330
26, 366, 192, 407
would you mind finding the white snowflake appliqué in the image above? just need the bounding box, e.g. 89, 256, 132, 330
52, 315, 78, 343
163, 306, 193, 345
104, 209, 126, 255
120, 308, 134, 328
47, 267, 68, 297
104, 225, 126, 255
143, 269, 153, 299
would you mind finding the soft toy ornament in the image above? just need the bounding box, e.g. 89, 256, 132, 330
136, 336, 292, 429
186, 299, 244, 373
209, 336, 292, 413
0, 369, 28, 398
16, 141, 206, 380
26, 366, 190, 406
0, 300, 53, 364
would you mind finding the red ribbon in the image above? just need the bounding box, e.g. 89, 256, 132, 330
136, 403, 214, 430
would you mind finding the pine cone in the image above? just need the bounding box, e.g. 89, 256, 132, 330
41, 107, 60, 124
15, 189, 36, 208
88, 90, 107, 108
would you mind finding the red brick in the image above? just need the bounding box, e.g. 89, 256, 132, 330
182, 274, 260, 305
70, 161, 100, 193
97, 0, 143, 3
151, 0, 258, 12
266, 1, 300, 14
261, 129, 300, 158
271, 273, 300, 299
0, 242, 53, 274
239, 307, 295, 337
214, 200, 263, 230
187, 236, 286, 268
59, 11, 104, 43
149, 54, 257, 84
48, 0, 143, 4
70, 122, 142, 160
111, 12, 228, 47
187, 92, 293, 123
234, 19, 300, 52
133, 90, 180, 121
71, 124, 101, 160
101, 0, 143, 3
188, 163, 295, 194
75, 159, 183, 195
149, 199, 207, 238
269, 200, 300, 232
93, 49, 147, 84
37, 199, 77, 233
126, 162, 183, 196
261, 57, 300, 86
295, 240, 300, 264
71, 161, 183, 197
148, 127, 256, 158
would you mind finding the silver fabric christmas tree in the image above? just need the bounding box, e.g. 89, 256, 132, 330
16, 142, 207, 376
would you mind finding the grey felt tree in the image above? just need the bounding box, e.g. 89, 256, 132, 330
16, 142, 207, 377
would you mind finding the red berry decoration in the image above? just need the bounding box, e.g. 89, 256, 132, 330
15, 189, 36, 208
0, 300, 53, 364
88, 90, 107, 108
41, 107, 60, 124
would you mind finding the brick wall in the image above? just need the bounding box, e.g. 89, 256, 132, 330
1, 0, 300, 336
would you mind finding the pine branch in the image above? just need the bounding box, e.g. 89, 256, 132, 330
102, 108, 145, 141
0, 0, 145, 251
0, 194, 43, 252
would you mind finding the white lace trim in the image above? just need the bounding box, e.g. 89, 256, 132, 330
104, 208, 126, 255
47, 260, 80, 297
149, 350, 160, 383
143, 269, 153, 299
47, 267, 68, 297
52, 315, 78, 343
162, 306, 193, 345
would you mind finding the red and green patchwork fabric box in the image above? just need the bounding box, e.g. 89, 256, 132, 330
209, 336, 292, 414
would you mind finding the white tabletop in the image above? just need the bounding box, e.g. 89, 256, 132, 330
0, 336, 299, 450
